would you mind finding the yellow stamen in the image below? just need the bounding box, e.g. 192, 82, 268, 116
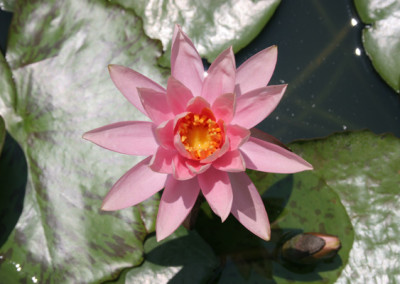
177, 108, 223, 160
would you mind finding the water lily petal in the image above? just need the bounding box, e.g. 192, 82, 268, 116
201, 47, 236, 104
226, 124, 250, 150
213, 150, 245, 172
155, 119, 175, 149
149, 147, 175, 174
173, 154, 196, 180
108, 64, 165, 115
211, 93, 236, 124
138, 88, 174, 125
198, 167, 233, 222
167, 76, 194, 115
185, 96, 211, 114
229, 172, 270, 240
231, 84, 287, 128
156, 176, 200, 241
235, 45, 277, 96
102, 157, 167, 211
171, 25, 204, 97
83, 121, 157, 155
240, 137, 313, 173
186, 160, 211, 174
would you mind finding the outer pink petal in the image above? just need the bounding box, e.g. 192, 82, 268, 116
231, 85, 287, 128
240, 137, 313, 173
173, 154, 196, 180
198, 168, 233, 221
212, 150, 245, 172
226, 124, 250, 150
108, 64, 165, 115
149, 147, 175, 174
155, 119, 175, 149
235, 46, 277, 96
211, 93, 236, 124
102, 157, 167, 211
171, 25, 204, 97
229, 172, 270, 240
201, 47, 236, 104
167, 76, 194, 115
138, 88, 174, 125
156, 176, 200, 241
83, 121, 158, 156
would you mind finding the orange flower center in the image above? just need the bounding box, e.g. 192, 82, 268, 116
178, 109, 223, 160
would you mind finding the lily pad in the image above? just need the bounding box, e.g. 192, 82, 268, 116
111, 0, 281, 66
195, 170, 353, 283
291, 131, 400, 283
354, 0, 400, 93
108, 227, 219, 284
0, 0, 168, 282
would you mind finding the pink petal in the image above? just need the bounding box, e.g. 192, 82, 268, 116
240, 137, 313, 173
226, 124, 250, 150
198, 167, 233, 221
211, 93, 236, 124
156, 176, 200, 241
185, 96, 211, 114
229, 172, 270, 240
155, 119, 175, 149
83, 121, 158, 156
171, 25, 204, 97
186, 160, 211, 174
138, 88, 174, 125
167, 76, 194, 115
235, 45, 277, 96
108, 64, 165, 115
212, 150, 245, 172
173, 154, 196, 180
201, 47, 236, 104
149, 147, 176, 174
231, 85, 287, 128
173, 131, 193, 160
101, 157, 167, 211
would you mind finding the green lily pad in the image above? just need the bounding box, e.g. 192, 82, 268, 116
0, 0, 14, 12
0, 115, 4, 154
196, 170, 353, 283
354, 0, 400, 93
0, 0, 168, 282
291, 131, 400, 283
111, 0, 281, 66
107, 227, 219, 283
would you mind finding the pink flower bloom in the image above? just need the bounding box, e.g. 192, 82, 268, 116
83, 25, 313, 241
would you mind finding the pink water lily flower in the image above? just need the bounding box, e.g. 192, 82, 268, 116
83, 25, 313, 241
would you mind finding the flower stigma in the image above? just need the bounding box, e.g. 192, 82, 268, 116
178, 108, 223, 160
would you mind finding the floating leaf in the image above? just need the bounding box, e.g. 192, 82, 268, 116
112, 0, 281, 65
291, 131, 400, 283
0, 0, 168, 282
108, 227, 219, 283
354, 0, 400, 93
196, 168, 354, 283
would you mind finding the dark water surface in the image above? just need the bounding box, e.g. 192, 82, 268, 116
236, 0, 400, 143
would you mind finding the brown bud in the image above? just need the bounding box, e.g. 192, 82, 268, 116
282, 232, 341, 264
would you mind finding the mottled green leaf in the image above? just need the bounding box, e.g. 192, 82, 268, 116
291, 131, 400, 283
0, 0, 168, 282
354, 0, 400, 93
0, 0, 15, 12
196, 169, 353, 283
0, 115, 5, 154
108, 227, 219, 284
111, 0, 280, 65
